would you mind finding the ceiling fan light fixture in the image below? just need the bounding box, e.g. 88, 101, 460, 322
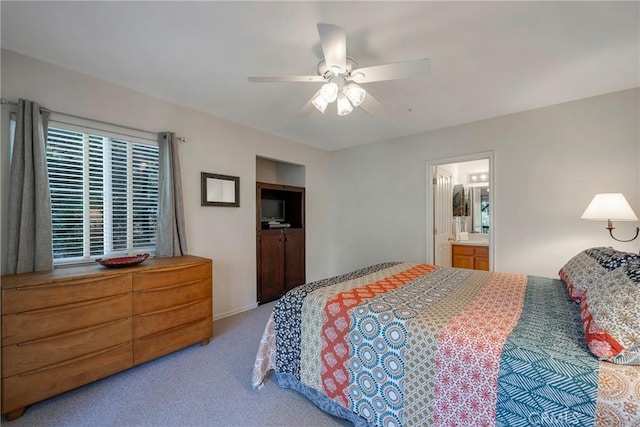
248, 23, 432, 118
337, 93, 353, 116
329, 65, 343, 76
311, 92, 329, 113
320, 82, 339, 103
343, 83, 366, 107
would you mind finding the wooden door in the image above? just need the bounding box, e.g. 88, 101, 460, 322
284, 229, 305, 292
258, 230, 285, 303
474, 246, 490, 271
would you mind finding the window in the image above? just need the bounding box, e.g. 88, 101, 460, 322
46, 125, 159, 264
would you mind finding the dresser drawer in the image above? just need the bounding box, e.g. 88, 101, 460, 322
2, 341, 132, 415
2, 293, 131, 346
3, 317, 132, 377
452, 245, 474, 256
134, 298, 211, 339
134, 317, 212, 365
133, 278, 210, 315
475, 257, 490, 271
2, 273, 130, 315
133, 261, 211, 291
475, 246, 489, 257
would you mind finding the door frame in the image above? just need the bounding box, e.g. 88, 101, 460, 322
426, 151, 495, 269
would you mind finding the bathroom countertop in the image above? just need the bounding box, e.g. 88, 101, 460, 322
452, 240, 489, 246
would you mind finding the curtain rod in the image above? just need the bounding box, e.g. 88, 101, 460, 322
1, 98, 187, 142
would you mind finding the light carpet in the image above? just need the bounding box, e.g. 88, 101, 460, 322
4, 301, 351, 427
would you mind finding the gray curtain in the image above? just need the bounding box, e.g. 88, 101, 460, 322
155, 131, 188, 257
6, 99, 53, 274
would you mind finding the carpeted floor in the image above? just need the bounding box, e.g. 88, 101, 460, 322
4, 301, 351, 427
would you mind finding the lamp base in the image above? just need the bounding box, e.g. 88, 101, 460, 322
606, 220, 640, 243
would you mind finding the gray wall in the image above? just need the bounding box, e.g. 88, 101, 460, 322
1, 49, 331, 319
328, 89, 640, 278
2, 48, 639, 314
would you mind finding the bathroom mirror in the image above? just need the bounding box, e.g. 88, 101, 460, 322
470, 186, 490, 233
452, 185, 470, 216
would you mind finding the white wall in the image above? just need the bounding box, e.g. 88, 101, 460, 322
329, 88, 640, 278
3, 49, 639, 310
0, 49, 331, 319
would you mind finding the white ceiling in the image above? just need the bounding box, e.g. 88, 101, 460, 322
1, 1, 638, 151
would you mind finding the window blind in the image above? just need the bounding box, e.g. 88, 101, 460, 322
46, 126, 159, 264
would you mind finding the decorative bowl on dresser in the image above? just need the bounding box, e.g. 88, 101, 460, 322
1, 255, 213, 421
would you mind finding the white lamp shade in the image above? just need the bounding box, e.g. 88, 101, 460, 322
581, 193, 639, 221
320, 82, 338, 103
311, 92, 329, 113
336, 93, 353, 116
343, 84, 366, 107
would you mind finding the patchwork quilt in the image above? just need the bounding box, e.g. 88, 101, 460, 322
252, 263, 640, 426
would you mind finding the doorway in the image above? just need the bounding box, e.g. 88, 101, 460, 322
426, 152, 494, 269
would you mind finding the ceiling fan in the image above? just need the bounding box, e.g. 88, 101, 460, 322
248, 23, 431, 117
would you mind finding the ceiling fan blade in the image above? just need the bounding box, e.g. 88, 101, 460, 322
248, 75, 325, 83
359, 91, 385, 117
296, 88, 323, 117
317, 23, 346, 72
350, 58, 431, 83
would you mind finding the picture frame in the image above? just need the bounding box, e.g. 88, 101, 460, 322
201, 172, 240, 207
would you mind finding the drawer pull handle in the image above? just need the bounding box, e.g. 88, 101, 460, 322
133, 263, 207, 275
18, 342, 130, 376
136, 278, 207, 293
136, 297, 208, 317
8, 293, 129, 315
15, 274, 128, 290
16, 317, 130, 347
138, 318, 208, 340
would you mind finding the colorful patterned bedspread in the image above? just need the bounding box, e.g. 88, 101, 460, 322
252, 263, 640, 426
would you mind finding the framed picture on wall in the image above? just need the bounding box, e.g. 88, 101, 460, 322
201, 172, 240, 207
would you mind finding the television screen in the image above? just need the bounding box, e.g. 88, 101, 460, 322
261, 199, 285, 222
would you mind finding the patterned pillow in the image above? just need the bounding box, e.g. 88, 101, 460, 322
580, 260, 640, 365
558, 247, 640, 302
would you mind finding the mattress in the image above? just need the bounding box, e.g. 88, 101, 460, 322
252, 262, 640, 426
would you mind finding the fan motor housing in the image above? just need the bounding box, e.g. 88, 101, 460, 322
317, 57, 358, 79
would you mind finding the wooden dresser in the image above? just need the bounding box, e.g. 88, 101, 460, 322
1, 255, 212, 420
452, 244, 489, 271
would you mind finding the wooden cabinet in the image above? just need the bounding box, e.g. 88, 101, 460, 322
452, 244, 489, 271
257, 227, 306, 303
1, 255, 212, 420
258, 230, 286, 302
475, 253, 490, 271
256, 182, 305, 304
284, 228, 305, 292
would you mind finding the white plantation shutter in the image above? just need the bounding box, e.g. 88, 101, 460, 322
132, 143, 159, 249
48, 128, 85, 260
46, 126, 159, 264
110, 140, 129, 253
89, 136, 105, 255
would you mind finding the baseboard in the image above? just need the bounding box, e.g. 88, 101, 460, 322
213, 302, 259, 321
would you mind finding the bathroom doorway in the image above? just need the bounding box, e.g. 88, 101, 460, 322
426, 152, 494, 269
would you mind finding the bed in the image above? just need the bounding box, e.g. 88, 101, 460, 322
252, 259, 640, 426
